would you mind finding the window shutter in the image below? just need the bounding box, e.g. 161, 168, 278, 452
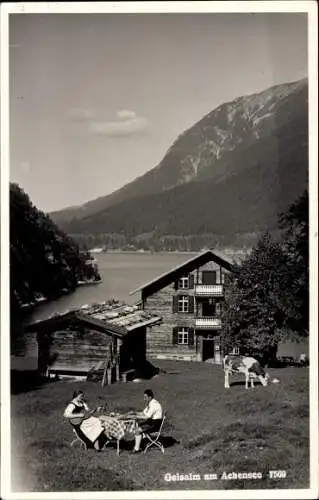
188, 328, 194, 347
172, 295, 178, 313
189, 274, 194, 289
172, 327, 178, 345
188, 295, 194, 314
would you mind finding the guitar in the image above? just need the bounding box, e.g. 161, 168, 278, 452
69, 404, 97, 426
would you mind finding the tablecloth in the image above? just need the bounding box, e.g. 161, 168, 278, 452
99, 415, 138, 440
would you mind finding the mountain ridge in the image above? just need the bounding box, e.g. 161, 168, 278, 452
51, 78, 307, 225
52, 78, 308, 250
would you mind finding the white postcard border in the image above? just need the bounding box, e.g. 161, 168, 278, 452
1, 2, 318, 499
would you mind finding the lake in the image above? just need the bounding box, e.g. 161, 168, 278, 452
29, 251, 212, 322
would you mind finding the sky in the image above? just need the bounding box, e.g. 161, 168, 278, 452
9, 11, 308, 212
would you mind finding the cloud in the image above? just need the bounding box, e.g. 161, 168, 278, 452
116, 110, 137, 120
67, 107, 149, 137
89, 111, 149, 137
67, 108, 94, 122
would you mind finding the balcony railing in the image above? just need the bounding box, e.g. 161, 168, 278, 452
195, 317, 222, 328
194, 284, 223, 296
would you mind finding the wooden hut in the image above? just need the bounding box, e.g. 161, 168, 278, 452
24, 301, 161, 384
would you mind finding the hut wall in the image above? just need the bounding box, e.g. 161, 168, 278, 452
38, 326, 113, 374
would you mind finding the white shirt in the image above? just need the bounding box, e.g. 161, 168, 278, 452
143, 398, 163, 420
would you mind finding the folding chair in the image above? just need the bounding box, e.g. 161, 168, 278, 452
143, 415, 166, 454
70, 426, 91, 450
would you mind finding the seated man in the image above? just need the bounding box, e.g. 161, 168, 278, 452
133, 389, 163, 453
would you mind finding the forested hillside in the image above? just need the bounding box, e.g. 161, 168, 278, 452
10, 183, 101, 332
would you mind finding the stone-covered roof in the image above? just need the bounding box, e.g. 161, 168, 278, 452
25, 300, 161, 338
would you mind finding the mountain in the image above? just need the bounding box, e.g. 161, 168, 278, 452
52, 78, 308, 248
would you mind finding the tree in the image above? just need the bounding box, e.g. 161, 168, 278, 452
221, 233, 289, 365
277, 189, 309, 336
221, 190, 309, 364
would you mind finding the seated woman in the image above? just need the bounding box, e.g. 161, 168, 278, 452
133, 389, 163, 453
63, 390, 106, 450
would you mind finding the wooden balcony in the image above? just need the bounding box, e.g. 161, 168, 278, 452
194, 284, 223, 296
195, 317, 222, 329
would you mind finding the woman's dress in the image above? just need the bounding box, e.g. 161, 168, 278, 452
65, 399, 104, 443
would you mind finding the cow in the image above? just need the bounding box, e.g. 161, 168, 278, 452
299, 353, 308, 366
223, 355, 270, 389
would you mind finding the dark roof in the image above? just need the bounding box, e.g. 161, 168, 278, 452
75, 312, 127, 337
25, 311, 127, 338
25, 302, 161, 338
130, 250, 233, 298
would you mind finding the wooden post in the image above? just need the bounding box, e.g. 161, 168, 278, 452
102, 343, 113, 387
101, 361, 108, 388
117, 339, 122, 381
107, 368, 112, 385
116, 355, 120, 382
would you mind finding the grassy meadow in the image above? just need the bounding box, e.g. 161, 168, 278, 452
10, 360, 309, 492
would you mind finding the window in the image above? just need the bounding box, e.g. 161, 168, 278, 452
173, 326, 194, 346
202, 271, 217, 285
178, 275, 189, 289
231, 347, 240, 355
178, 327, 189, 345
178, 295, 189, 313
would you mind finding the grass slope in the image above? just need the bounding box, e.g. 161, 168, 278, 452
11, 361, 309, 492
